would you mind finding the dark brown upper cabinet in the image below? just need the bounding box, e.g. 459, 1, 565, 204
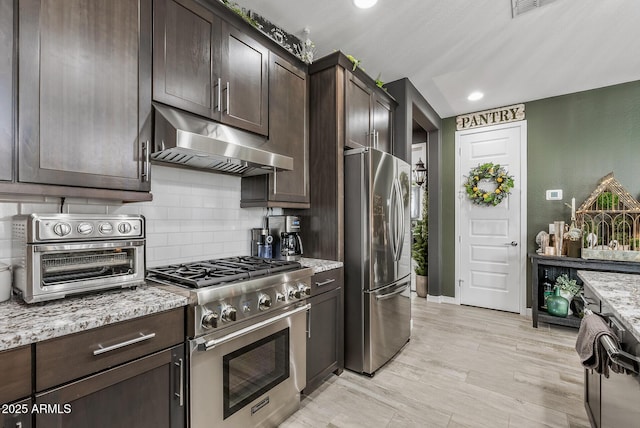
18, 0, 152, 193
346, 72, 394, 153
153, 0, 221, 119
154, 0, 268, 136
0, 0, 13, 182
241, 53, 309, 208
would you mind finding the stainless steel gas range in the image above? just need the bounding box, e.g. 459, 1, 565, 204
147, 256, 312, 428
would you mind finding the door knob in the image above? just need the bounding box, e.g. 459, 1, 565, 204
504, 241, 518, 246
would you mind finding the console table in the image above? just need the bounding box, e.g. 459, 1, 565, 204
530, 254, 640, 328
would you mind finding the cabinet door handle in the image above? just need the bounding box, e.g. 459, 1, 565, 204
141, 140, 150, 182
216, 78, 222, 112
93, 332, 156, 356
273, 166, 277, 194
225, 81, 230, 114
174, 357, 184, 407
315, 278, 336, 287
306, 307, 311, 339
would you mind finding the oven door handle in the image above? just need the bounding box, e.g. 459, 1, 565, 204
32, 240, 145, 252
200, 303, 311, 352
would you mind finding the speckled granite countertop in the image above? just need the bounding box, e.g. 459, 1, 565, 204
0, 285, 189, 352
299, 257, 343, 274
577, 270, 640, 343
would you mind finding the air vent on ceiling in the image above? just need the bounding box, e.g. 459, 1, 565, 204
511, 0, 557, 17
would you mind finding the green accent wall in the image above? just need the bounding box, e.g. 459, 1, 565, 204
441, 80, 640, 302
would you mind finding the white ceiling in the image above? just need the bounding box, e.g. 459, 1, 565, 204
235, 0, 640, 118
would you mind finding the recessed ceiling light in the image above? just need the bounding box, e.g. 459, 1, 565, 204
353, 0, 378, 9
467, 91, 484, 101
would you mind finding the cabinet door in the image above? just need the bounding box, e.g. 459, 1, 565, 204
0, 0, 13, 181
305, 286, 342, 394
2, 398, 32, 428
36, 344, 185, 428
372, 94, 393, 154
153, 0, 221, 120
268, 54, 309, 204
18, 0, 152, 192
585, 369, 601, 428
220, 22, 268, 136
0, 346, 32, 407
345, 73, 372, 149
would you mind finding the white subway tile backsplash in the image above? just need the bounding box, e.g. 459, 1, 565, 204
0, 203, 19, 219
66, 204, 108, 214
180, 243, 204, 258
18, 203, 59, 215
146, 232, 169, 248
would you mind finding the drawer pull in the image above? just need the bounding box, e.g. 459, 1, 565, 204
315, 278, 336, 287
93, 332, 156, 356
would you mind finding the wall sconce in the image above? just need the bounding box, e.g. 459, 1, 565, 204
413, 158, 427, 187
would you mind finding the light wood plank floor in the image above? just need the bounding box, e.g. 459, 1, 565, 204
282, 296, 590, 428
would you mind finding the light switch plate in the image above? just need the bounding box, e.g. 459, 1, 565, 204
546, 189, 563, 200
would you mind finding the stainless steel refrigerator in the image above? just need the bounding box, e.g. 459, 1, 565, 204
344, 148, 411, 375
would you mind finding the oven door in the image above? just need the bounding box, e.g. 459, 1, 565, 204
189, 303, 309, 428
19, 240, 145, 303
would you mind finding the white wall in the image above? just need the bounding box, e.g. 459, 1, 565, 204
0, 165, 280, 268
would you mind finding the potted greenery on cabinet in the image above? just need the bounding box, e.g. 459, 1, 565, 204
412, 187, 428, 297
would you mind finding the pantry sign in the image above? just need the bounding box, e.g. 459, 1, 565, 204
456, 104, 525, 130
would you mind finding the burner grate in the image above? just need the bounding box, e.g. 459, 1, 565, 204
146, 257, 301, 288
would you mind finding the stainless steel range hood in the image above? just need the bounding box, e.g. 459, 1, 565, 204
152, 104, 293, 176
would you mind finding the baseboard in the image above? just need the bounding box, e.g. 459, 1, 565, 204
426, 294, 457, 304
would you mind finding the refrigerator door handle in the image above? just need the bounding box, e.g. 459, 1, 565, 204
375, 280, 410, 301
393, 178, 404, 261
396, 179, 404, 261
389, 178, 399, 261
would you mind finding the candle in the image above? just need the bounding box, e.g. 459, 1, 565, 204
571, 197, 575, 219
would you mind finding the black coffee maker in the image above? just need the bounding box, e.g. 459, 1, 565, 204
267, 215, 303, 261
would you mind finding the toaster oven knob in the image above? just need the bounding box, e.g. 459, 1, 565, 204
258, 294, 272, 311
118, 222, 132, 234
202, 312, 219, 329
221, 306, 237, 322
298, 283, 311, 296
77, 222, 94, 235
53, 222, 71, 237
98, 222, 114, 234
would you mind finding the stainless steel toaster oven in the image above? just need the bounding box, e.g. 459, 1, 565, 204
12, 214, 146, 303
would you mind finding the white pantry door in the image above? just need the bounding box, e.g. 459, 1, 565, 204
455, 121, 527, 313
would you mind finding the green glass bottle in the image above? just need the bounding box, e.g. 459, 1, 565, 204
546, 286, 569, 318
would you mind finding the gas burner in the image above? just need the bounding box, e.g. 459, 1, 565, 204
146, 257, 302, 289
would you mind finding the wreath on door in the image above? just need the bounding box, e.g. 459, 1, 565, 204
464, 162, 514, 206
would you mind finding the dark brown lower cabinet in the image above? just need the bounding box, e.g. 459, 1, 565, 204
305, 272, 344, 395
35, 344, 185, 428
2, 398, 33, 428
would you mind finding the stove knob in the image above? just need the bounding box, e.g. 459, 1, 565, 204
288, 287, 301, 300
221, 306, 237, 322
275, 292, 286, 302
53, 222, 71, 237
258, 294, 272, 311
298, 283, 311, 296
202, 312, 219, 329
77, 222, 94, 235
